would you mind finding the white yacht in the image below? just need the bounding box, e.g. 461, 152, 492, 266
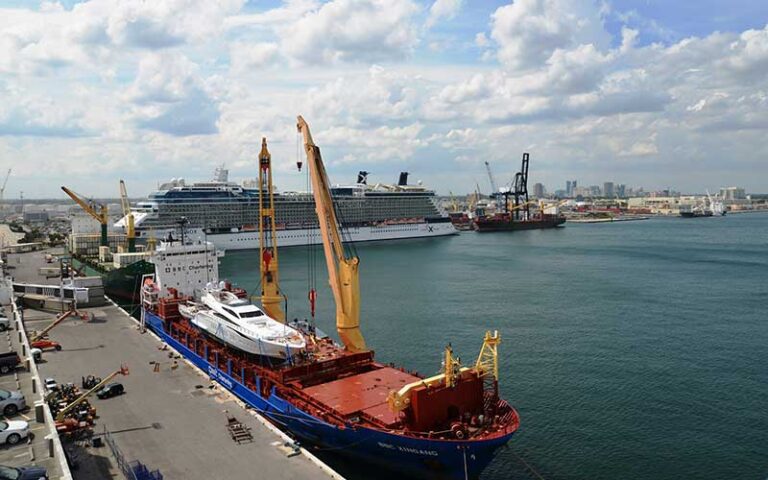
181, 284, 306, 359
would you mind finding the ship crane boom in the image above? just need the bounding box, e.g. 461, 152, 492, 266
297, 116, 366, 352
119, 180, 136, 252
61, 186, 109, 247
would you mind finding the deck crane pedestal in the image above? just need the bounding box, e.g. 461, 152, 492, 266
61, 186, 109, 248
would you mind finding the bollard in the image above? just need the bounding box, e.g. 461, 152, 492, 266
21, 344, 25, 356
24, 359, 30, 372
35, 402, 45, 423
32, 378, 36, 394
47, 436, 54, 458
17, 331, 22, 343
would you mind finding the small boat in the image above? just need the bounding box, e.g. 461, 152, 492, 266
189, 285, 306, 359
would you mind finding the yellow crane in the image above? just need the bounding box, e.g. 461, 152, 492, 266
257, 138, 285, 322
119, 180, 135, 252
61, 186, 108, 247
55, 365, 129, 422
297, 116, 366, 352
388, 331, 501, 413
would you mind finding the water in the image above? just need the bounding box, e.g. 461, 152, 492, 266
219, 213, 768, 480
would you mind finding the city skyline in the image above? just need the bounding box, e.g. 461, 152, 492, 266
1, 1, 767, 199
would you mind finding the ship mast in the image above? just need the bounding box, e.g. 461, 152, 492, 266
258, 138, 285, 322
296, 116, 366, 352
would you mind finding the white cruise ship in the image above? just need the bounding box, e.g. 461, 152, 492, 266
116, 168, 457, 251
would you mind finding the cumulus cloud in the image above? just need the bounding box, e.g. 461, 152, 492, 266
279, 0, 420, 64
126, 53, 219, 136
426, 0, 463, 28
1, 1, 767, 197
489, 0, 610, 71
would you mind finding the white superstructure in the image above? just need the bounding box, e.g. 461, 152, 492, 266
149, 240, 221, 298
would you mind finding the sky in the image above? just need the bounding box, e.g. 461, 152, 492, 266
0, 0, 767, 199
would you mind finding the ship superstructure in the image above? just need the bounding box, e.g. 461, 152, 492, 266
116, 167, 456, 251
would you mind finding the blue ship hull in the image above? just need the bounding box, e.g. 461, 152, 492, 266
143, 311, 515, 479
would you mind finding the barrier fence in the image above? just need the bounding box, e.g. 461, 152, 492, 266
103, 427, 163, 480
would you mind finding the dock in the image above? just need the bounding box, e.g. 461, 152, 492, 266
4, 248, 340, 480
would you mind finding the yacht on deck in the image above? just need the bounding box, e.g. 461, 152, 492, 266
179, 284, 306, 359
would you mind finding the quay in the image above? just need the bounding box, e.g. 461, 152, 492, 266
4, 247, 338, 480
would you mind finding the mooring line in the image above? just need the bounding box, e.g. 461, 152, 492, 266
510, 449, 548, 480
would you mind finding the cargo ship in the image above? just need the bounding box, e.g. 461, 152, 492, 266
475, 211, 566, 231
139, 130, 519, 479
475, 153, 566, 232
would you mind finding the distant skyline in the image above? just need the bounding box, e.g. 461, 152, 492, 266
1, 0, 767, 199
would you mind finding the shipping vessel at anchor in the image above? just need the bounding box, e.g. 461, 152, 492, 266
140, 127, 519, 479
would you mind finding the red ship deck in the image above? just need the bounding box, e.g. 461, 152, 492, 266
303, 367, 420, 428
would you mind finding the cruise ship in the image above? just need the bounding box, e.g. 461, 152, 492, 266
116, 168, 457, 251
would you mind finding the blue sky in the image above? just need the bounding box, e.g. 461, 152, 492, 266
0, 0, 767, 199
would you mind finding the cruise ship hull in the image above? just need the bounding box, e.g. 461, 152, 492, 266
154, 221, 458, 251
142, 309, 515, 479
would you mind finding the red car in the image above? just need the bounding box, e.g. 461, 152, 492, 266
30, 340, 62, 351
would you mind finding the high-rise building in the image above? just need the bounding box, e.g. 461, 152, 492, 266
566, 181, 572, 196
604, 182, 615, 198
719, 187, 746, 200
533, 183, 545, 198
617, 184, 626, 198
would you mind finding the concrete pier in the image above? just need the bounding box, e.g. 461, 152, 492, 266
5, 249, 338, 480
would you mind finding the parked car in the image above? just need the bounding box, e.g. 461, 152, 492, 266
30, 349, 42, 363
0, 420, 29, 445
43, 378, 58, 392
0, 354, 20, 375
0, 317, 9, 332
96, 383, 124, 399
0, 464, 48, 480
0, 389, 26, 417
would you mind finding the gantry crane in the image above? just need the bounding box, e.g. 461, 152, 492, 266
119, 180, 135, 252
55, 365, 129, 422
61, 186, 108, 247
257, 138, 285, 322
297, 116, 366, 352
0, 168, 10, 212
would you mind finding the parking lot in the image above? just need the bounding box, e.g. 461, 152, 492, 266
0, 300, 70, 479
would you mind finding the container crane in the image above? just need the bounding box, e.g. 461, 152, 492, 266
0, 168, 10, 212
484, 161, 498, 195
119, 180, 135, 252
297, 116, 366, 353
257, 138, 285, 322
61, 186, 108, 247
55, 365, 129, 422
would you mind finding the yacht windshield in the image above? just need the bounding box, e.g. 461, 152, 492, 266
239, 310, 264, 318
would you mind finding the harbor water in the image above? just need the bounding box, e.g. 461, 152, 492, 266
219, 213, 768, 480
